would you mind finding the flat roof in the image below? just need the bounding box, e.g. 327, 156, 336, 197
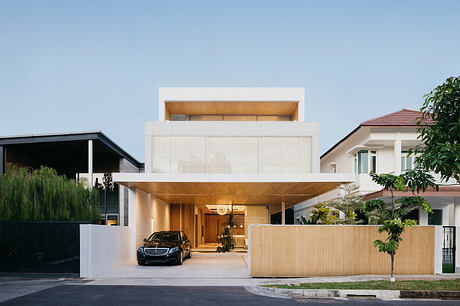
113, 173, 354, 205
0, 131, 142, 168
158, 87, 306, 121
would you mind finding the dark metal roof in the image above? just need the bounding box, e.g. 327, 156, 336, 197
0, 131, 142, 168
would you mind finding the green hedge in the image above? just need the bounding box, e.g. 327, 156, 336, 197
0, 166, 100, 222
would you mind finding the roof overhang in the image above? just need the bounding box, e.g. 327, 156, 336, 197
113, 173, 355, 205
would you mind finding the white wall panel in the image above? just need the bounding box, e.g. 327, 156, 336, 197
147, 121, 318, 174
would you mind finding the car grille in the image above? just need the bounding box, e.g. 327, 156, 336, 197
144, 248, 169, 256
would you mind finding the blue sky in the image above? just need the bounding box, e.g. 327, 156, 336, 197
1, 1, 459, 161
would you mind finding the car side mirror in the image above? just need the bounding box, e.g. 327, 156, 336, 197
143, 238, 147, 242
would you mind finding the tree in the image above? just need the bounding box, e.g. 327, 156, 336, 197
217, 211, 235, 252
362, 170, 437, 281
325, 184, 365, 224
300, 203, 337, 224
0, 166, 100, 222
410, 76, 460, 183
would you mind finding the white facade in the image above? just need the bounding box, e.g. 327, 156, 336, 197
145, 121, 319, 175
294, 117, 459, 227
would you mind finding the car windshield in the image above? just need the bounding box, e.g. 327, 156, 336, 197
148, 232, 180, 242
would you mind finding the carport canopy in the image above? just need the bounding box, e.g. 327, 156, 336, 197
113, 173, 355, 206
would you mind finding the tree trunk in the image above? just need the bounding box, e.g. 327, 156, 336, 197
391, 251, 395, 282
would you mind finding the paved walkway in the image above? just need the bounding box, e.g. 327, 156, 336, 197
88, 254, 260, 286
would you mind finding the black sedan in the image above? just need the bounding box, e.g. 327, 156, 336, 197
137, 231, 192, 265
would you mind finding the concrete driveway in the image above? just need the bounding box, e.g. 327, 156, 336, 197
88, 254, 257, 286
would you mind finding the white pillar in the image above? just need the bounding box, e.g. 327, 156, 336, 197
339, 183, 346, 219
88, 140, 93, 189
281, 201, 286, 225
128, 188, 137, 263
419, 207, 428, 225
394, 139, 401, 175
434, 226, 443, 274
454, 198, 460, 226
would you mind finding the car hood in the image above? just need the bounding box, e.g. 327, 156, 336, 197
143, 241, 178, 248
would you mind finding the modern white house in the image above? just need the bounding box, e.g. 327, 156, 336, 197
294, 109, 460, 227
113, 87, 355, 261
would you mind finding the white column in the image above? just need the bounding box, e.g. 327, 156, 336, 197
339, 183, 346, 219
128, 188, 137, 263
394, 139, 401, 175
88, 140, 93, 189
434, 226, 443, 274
419, 207, 428, 225
454, 198, 460, 226
281, 201, 286, 225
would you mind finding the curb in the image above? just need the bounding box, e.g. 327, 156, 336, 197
247, 285, 400, 300
247, 286, 460, 301
400, 290, 460, 300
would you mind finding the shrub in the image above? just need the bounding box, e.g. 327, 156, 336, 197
0, 166, 100, 222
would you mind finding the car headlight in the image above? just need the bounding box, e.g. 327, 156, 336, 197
168, 247, 178, 254
137, 247, 144, 254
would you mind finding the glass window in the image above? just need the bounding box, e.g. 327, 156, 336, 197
358, 150, 368, 174
428, 209, 443, 225
401, 151, 414, 171
354, 150, 377, 174
370, 151, 376, 173
171, 114, 186, 121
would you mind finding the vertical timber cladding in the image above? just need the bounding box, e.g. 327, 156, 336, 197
250, 225, 435, 277
169, 204, 195, 247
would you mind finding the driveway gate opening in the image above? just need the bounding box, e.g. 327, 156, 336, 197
442, 226, 456, 273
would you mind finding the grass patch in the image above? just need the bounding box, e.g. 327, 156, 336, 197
265, 279, 460, 291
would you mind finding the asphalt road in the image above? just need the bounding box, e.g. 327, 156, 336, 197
2, 285, 460, 306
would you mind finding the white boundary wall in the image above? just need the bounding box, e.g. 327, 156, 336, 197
80, 224, 130, 278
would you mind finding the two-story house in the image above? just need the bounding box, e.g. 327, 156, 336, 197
294, 109, 460, 226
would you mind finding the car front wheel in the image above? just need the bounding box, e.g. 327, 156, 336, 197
177, 251, 183, 265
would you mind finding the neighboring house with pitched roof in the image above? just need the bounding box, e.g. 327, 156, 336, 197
294, 109, 459, 226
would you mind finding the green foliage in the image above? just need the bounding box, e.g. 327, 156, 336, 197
301, 203, 337, 224
325, 184, 365, 225
409, 76, 460, 184
217, 213, 235, 252
362, 170, 437, 279
0, 166, 100, 222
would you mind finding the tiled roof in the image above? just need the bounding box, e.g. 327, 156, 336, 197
321, 109, 431, 159
361, 109, 428, 126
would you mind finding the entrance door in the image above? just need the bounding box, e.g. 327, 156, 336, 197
205, 214, 220, 243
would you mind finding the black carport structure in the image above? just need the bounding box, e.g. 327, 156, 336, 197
0, 131, 142, 225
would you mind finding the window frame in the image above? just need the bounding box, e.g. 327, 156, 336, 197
401, 150, 416, 171
353, 150, 377, 174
